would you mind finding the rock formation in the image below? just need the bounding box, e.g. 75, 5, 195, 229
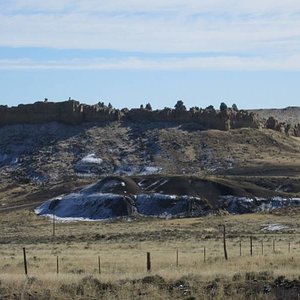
0, 99, 298, 136
0, 100, 121, 126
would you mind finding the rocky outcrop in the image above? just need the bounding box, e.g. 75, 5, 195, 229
1, 100, 298, 135
294, 124, 300, 137
0, 100, 80, 126
266, 116, 300, 137
0, 100, 121, 126
125, 107, 261, 131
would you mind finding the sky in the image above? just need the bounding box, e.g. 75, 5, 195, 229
0, 0, 300, 109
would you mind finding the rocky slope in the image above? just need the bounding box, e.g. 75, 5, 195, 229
0, 121, 299, 182
0, 116, 299, 211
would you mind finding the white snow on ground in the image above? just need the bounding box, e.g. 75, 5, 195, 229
113, 165, 162, 176
74, 154, 103, 174
139, 166, 162, 175
261, 224, 290, 232
114, 165, 138, 175
220, 196, 300, 214
81, 154, 103, 164
143, 179, 169, 192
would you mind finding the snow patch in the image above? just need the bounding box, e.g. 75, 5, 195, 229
143, 179, 168, 192
139, 166, 162, 175
220, 196, 300, 214
261, 224, 290, 232
74, 154, 104, 174
81, 154, 103, 165
114, 165, 138, 175
114, 165, 162, 176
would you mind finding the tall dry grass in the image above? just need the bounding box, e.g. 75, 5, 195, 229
1, 209, 300, 298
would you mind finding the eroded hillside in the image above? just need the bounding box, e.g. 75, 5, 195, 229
0, 120, 299, 210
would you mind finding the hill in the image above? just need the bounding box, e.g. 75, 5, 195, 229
0, 113, 299, 212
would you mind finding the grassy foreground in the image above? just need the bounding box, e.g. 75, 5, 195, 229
1, 209, 300, 299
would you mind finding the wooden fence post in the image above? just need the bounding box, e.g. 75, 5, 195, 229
56, 256, 59, 274
221, 225, 228, 260
52, 213, 55, 237
23, 247, 28, 276
239, 238, 242, 257
223, 225, 228, 260
250, 236, 253, 256
261, 240, 264, 255
273, 238, 275, 253
203, 247, 206, 262
176, 249, 179, 267
98, 256, 101, 274
288, 241, 291, 254
147, 252, 151, 272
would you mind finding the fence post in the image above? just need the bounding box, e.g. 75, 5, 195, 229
176, 249, 179, 267
273, 238, 275, 253
250, 236, 253, 256
98, 256, 101, 274
239, 238, 242, 257
56, 256, 59, 274
288, 241, 291, 254
147, 252, 151, 272
203, 247, 206, 262
261, 240, 264, 255
52, 213, 55, 236
23, 247, 28, 276
221, 225, 228, 260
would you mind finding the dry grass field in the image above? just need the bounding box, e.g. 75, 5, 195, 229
1, 208, 300, 299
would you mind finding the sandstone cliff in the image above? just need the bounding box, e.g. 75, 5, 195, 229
0, 100, 298, 136
0, 100, 261, 131
0, 100, 121, 126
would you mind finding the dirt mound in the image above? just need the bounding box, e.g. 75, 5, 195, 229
34, 175, 300, 220
134, 175, 280, 199
84, 176, 140, 195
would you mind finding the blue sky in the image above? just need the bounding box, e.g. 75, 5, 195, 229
0, 0, 300, 109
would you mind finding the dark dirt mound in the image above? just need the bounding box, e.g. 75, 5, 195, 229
132, 175, 285, 201
84, 176, 140, 195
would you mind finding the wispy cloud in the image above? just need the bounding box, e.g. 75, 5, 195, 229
1, 13, 300, 53
1, 55, 300, 71
3, 0, 300, 14
0, 0, 300, 70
